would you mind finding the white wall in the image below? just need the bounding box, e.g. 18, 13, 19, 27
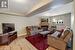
0, 14, 40, 36
49, 13, 71, 30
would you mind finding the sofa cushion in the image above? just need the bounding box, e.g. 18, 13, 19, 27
51, 31, 61, 38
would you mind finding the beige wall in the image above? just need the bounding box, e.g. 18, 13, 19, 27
0, 14, 40, 36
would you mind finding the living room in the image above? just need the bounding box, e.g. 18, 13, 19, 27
0, 0, 75, 50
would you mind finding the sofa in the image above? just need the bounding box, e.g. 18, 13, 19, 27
47, 29, 73, 50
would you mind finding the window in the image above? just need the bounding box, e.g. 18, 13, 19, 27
0, 0, 8, 8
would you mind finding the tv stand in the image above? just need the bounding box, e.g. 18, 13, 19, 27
0, 31, 17, 45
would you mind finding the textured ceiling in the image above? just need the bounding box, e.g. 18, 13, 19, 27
33, 2, 73, 17
0, 0, 73, 16
8, 0, 41, 14
26, 0, 73, 17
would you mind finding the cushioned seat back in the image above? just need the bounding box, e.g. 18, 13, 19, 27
64, 30, 73, 42
60, 30, 69, 39
60, 30, 73, 42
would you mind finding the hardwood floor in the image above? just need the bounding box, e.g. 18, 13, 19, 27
0, 36, 56, 50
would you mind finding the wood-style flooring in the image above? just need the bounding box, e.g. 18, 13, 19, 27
0, 36, 57, 50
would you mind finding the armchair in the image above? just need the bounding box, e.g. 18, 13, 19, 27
47, 29, 73, 50
26, 26, 39, 36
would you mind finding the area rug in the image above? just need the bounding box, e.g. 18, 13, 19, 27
25, 34, 48, 50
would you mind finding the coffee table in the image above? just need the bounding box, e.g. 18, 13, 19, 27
39, 31, 50, 37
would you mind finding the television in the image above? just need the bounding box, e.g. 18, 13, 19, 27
2, 23, 15, 33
